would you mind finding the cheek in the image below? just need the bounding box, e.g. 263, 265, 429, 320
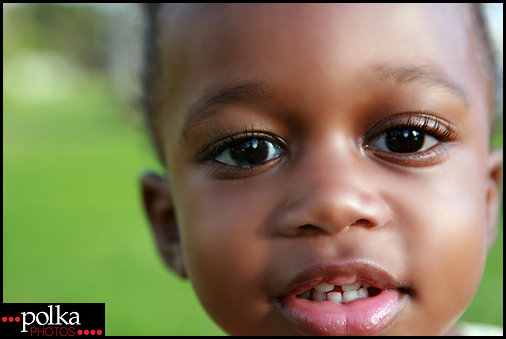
409, 189, 486, 299
394, 159, 488, 334
174, 173, 280, 334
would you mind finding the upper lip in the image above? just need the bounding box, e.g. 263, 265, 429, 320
275, 259, 409, 299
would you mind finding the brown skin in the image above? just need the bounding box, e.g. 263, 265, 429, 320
141, 4, 503, 335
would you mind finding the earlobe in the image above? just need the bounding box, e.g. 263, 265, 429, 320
485, 149, 503, 252
141, 172, 187, 278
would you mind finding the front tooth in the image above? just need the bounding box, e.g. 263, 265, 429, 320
315, 283, 334, 292
343, 290, 360, 303
327, 292, 342, 303
357, 287, 369, 299
342, 282, 362, 291
311, 289, 327, 301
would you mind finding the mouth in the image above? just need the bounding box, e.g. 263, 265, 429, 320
272, 260, 411, 336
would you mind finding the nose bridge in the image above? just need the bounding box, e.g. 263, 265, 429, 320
277, 133, 391, 236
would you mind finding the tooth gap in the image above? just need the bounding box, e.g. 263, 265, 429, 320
297, 290, 312, 299
368, 287, 381, 297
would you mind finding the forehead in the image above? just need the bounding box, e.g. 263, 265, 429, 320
156, 4, 490, 140
159, 4, 474, 76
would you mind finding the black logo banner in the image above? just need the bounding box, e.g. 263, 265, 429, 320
1, 303, 104, 337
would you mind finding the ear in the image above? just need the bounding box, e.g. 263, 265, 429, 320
485, 149, 503, 252
141, 172, 187, 278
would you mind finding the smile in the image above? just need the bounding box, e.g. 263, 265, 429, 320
273, 260, 410, 336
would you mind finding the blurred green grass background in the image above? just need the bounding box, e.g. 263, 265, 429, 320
3, 4, 502, 335
3, 74, 225, 335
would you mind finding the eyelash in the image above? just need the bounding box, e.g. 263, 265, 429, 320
366, 113, 456, 142
199, 113, 457, 178
201, 128, 279, 157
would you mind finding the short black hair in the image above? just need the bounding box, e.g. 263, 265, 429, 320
140, 3, 500, 166
140, 3, 164, 164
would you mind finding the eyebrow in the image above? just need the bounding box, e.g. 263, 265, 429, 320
182, 80, 277, 139
370, 64, 471, 107
182, 65, 470, 139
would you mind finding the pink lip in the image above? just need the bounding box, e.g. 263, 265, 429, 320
272, 260, 410, 336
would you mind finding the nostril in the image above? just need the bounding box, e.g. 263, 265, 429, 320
349, 219, 373, 227
297, 224, 322, 235
300, 225, 320, 231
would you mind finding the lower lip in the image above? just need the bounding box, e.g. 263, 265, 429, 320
276, 289, 407, 336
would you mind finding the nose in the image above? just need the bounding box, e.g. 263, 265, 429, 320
275, 136, 391, 237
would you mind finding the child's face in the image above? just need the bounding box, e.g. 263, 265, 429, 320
142, 4, 503, 335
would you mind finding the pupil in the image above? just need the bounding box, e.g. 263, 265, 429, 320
385, 129, 424, 153
229, 139, 270, 165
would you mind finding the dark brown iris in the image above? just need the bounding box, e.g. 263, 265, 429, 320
385, 129, 424, 153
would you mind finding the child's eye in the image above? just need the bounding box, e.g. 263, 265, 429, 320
363, 113, 458, 167
200, 131, 289, 178
214, 138, 285, 167
368, 129, 439, 154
